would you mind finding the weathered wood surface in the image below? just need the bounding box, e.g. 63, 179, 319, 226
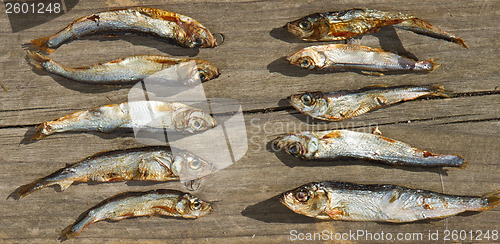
0, 0, 499, 243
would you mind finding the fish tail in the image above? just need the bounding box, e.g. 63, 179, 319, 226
457, 160, 468, 170
417, 59, 440, 72
426, 85, 450, 98
60, 215, 96, 241
15, 171, 73, 198
23, 36, 54, 54
25, 51, 53, 71
16, 180, 50, 198
480, 190, 500, 210
32, 122, 51, 140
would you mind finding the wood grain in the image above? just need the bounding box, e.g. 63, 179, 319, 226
0, 0, 498, 243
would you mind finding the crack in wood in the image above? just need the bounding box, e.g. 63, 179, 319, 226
433, 118, 500, 125
241, 90, 499, 115
0, 90, 496, 130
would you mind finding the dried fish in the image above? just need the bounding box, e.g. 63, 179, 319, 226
287, 44, 437, 72
25, 7, 218, 53
14, 146, 214, 198
289, 85, 448, 121
274, 130, 465, 168
60, 189, 212, 240
26, 51, 220, 85
280, 181, 499, 222
32, 101, 217, 140
285, 8, 467, 48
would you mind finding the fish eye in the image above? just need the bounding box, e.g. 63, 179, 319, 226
90, 110, 102, 117
193, 120, 202, 128
300, 93, 314, 106
191, 200, 202, 210
299, 58, 312, 69
189, 160, 202, 170
198, 70, 207, 81
193, 38, 203, 47
287, 143, 301, 155
295, 189, 310, 202
299, 20, 312, 31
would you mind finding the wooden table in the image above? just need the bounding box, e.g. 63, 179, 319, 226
1, 0, 498, 243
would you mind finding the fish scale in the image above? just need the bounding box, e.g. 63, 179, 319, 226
274, 130, 465, 168
280, 181, 500, 222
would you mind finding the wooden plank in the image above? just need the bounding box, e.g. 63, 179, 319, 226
0, 0, 498, 243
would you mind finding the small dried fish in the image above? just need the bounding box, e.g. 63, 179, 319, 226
32, 101, 216, 140
60, 189, 213, 240
26, 51, 220, 85
14, 146, 214, 198
289, 85, 448, 121
286, 8, 467, 48
25, 7, 218, 53
287, 44, 437, 72
280, 181, 499, 222
274, 130, 465, 168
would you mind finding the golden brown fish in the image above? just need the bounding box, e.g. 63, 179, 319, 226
14, 146, 214, 198
289, 85, 448, 121
61, 189, 213, 240
25, 7, 218, 53
285, 8, 467, 48
274, 130, 465, 168
280, 181, 499, 222
26, 51, 220, 85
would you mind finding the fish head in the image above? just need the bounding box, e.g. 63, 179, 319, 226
194, 61, 221, 83
184, 110, 217, 133
188, 28, 218, 48
285, 13, 330, 41
171, 150, 215, 180
176, 193, 213, 218
274, 133, 319, 159
279, 182, 329, 218
178, 17, 218, 48
289, 92, 327, 117
286, 47, 326, 70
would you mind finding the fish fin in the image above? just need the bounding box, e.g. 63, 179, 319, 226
360, 71, 384, 76
58, 181, 73, 191
60, 214, 96, 241
31, 122, 50, 140
372, 127, 382, 135
418, 59, 441, 71
426, 85, 451, 98
324, 208, 345, 220
23, 36, 54, 54
480, 190, 500, 210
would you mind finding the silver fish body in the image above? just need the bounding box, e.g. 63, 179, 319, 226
32, 101, 217, 140
280, 181, 500, 222
15, 146, 214, 198
26, 52, 220, 85
285, 8, 467, 48
60, 189, 213, 240
26, 7, 218, 53
289, 85, 448, 121
274, 130, 465, 168
287, 44, 437, 72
